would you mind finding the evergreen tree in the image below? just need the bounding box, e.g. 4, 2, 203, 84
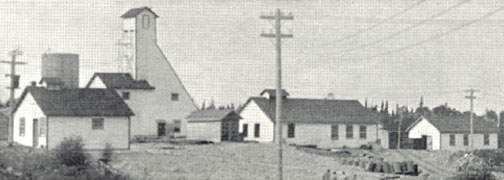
201, 100, 206, 111
384, 100, 389, 114
419, 96, 424, 108
380, 101, 384, 113
207, 99, 216, 110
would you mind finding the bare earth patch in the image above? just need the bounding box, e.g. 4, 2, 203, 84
111, 143, 423, 180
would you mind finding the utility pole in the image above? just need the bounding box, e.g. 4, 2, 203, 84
1, 48, 25, 146
465, 88, 479, 152
260, 9, 293, 180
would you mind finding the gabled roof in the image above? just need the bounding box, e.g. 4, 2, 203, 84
39, 77, 64, 85
86, 73, 155, 90
186, 109, 241, 122
14, 87, 134, 117
240, 97, 383, 124
406, 115, 499, 133
260, 89, 290, 97
121, 7, 159, 18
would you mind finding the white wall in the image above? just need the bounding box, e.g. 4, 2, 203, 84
408, 118, 441, 150
13, 93, 47, 148
440, 133, 498, 150
239, 101, 274, 142
48, 116, 129, 150
283, 123, 381, 149
187, 121, 221, 142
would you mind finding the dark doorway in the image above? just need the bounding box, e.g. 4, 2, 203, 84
33, 119, 39, 148
157, 122, 166, 137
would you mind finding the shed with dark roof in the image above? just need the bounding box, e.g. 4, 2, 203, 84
121, 7, 159, 18
12, 86, 133, 150
186, 109, 242, 142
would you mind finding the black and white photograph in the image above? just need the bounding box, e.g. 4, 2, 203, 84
0, 0, 504, 179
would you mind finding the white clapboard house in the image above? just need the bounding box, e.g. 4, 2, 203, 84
407, 115, 499, 150
12, 83, 134, 150
238, 89, 389, 149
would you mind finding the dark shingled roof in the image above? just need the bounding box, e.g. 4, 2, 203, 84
14, 87, 134, 117
86, 73, 155, 90
121, 7, 159, 18
39, 77, 64, 85
240, 97, 383, 124
186, 109, 241, 122
407, 115, 499, 133
260, 89, 290, 97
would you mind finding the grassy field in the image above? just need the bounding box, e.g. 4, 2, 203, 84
111, 143, 424, 180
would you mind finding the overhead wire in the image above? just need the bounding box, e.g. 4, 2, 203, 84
368, 6, 504, 59
341, 0, 470, 53
335, 0, 427, 43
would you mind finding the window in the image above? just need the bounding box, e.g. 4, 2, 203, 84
39, 117, 46, 137
171, 93, 179, 101
359, 125, 367, 139
449, 134, 455, 146
19, 117, 25, 137
142, 15, 150, 29
287, 123, 295, 138
254, 124, 260, 137
346, 124, 353, 139
484, 134, 490, 146
173, 120, 181, 133
463, 134, 468, 146
92, 118, 104, 130
331, 124, 339, 140
242, 124, 248, 137
122, 92, 130, 100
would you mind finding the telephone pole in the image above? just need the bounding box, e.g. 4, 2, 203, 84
1, 48, 25, 146
465, 88, 478, 152
260, 9, 293, 180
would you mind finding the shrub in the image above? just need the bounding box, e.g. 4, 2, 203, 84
53, 136, 90, 167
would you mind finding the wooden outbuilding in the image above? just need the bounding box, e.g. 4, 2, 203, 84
186, 109, 242, 142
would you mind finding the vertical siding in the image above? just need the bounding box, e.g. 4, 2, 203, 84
440, 133, 498, 150
48, 116, 129, 150
13, 93, 47, 148
186, 121, 221, 142
239, 101, 274, 142
408, 118, 441, 150
283, 123, 381, 149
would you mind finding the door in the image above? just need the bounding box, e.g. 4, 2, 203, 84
426, 136, 433, 150
158, 122, 166, 137
33, 119, 39, 148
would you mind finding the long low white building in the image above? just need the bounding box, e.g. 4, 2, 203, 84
406, 115, 499, 150
238, 89, 389, 149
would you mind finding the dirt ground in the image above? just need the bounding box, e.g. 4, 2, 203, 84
111, 143, 423, 180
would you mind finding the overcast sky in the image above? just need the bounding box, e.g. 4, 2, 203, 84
1, 0, 504, 114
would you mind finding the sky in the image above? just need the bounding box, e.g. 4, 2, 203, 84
1, 0, 504, 114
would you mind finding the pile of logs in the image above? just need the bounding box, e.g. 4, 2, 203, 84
341, 157, 419, 176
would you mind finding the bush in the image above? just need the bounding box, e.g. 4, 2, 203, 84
447, 171, 496, 180
53, 137, 90, 167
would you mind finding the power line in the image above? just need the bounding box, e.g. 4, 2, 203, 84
369, 6, 504, 59
342, 0, 470, 53
335, 0, 426, 43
